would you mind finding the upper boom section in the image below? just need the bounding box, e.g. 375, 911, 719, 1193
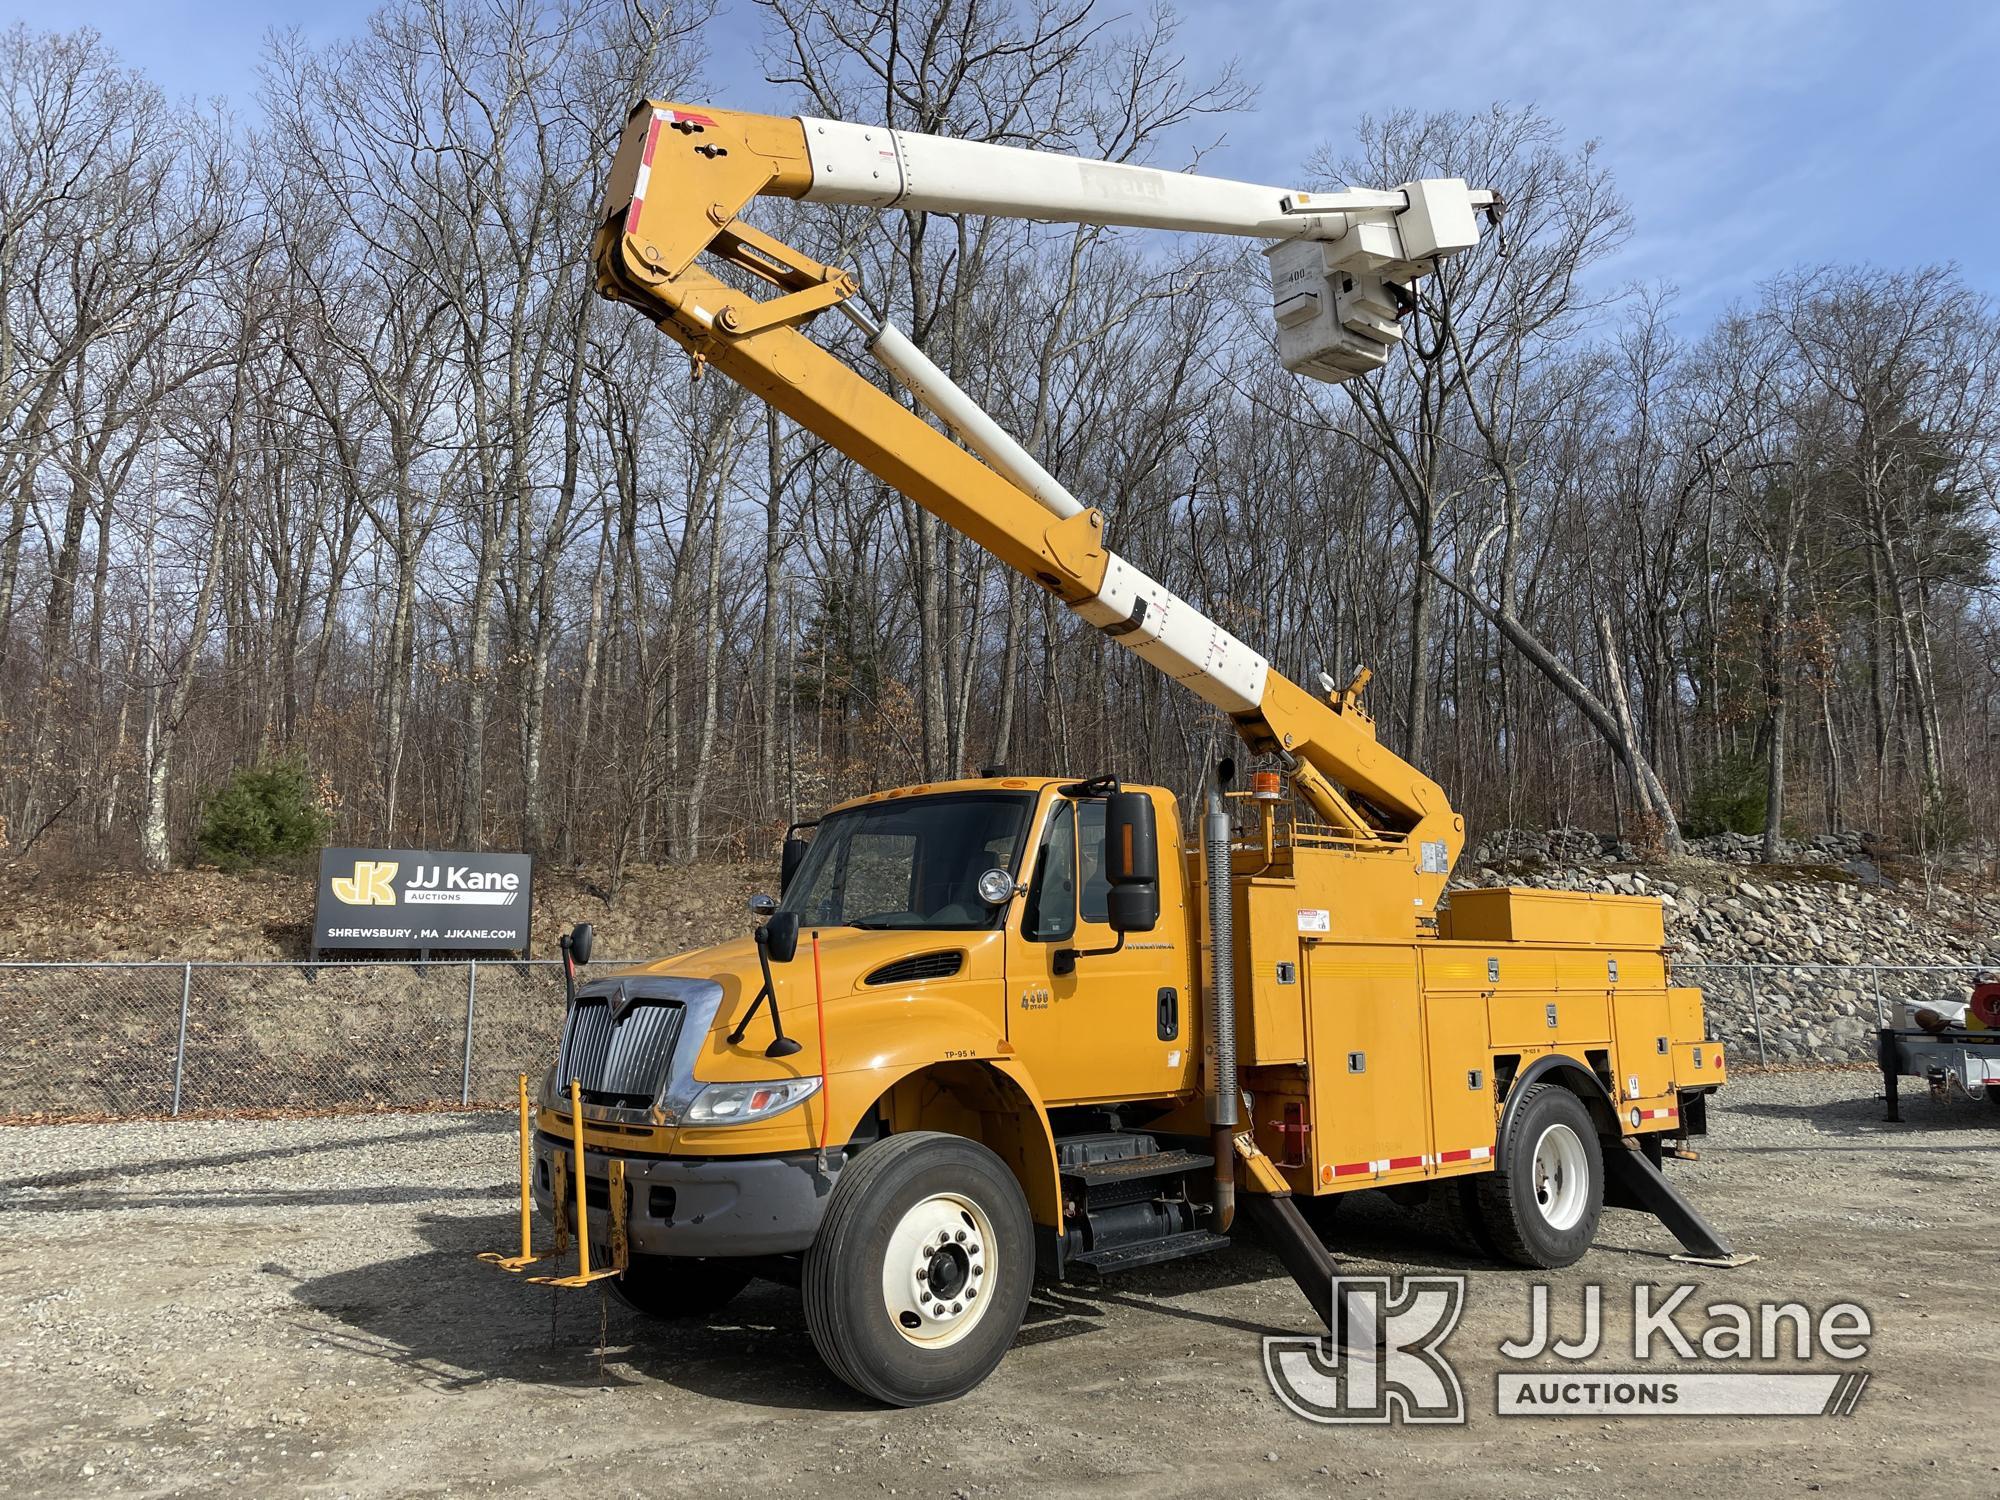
795, 115, 1476, 247
603, 103, 1496, 385
594, 102, 1490, 917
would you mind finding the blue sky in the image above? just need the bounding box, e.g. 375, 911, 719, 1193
22, 0, 2000, 327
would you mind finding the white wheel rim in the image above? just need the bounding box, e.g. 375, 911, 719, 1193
1529, 1123, 1589, 1232
880, 1191, 996, 1349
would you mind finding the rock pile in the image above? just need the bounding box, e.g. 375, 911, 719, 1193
1449, 832, 2000, 1066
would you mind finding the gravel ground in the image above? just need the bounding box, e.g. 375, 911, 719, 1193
1, 1070, 1996, 1499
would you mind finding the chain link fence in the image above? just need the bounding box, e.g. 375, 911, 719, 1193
1671, 961, 1993, 1068
0, 958, 665, 1123
1, 957, 1990, 1123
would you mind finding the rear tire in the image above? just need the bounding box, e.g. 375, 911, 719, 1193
1473, 1085, 1603, 1268
803, 1131, 1033, 1406
609, 1255, 754, 1320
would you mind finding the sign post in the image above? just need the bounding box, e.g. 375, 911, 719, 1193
313, 848, 535, 957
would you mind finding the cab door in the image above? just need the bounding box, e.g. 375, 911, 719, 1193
1005, 791, 1192, 1105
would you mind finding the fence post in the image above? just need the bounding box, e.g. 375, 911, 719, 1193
1746, 967, 1768, 1067
171, 963, 193, 1116
461, 961, 479, 1106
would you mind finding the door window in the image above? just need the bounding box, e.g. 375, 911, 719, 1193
1024, 802, 1077, 941
1077, 799, 1110, 924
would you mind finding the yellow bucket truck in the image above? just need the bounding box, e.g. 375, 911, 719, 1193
482, 102, 1736, 1406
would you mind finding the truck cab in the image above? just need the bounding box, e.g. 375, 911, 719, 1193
525, 777, 1196, 1358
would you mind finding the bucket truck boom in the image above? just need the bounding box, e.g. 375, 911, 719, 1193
594, 101, 1499, 920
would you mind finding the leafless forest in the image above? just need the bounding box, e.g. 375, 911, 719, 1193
3, 0, 1997, 883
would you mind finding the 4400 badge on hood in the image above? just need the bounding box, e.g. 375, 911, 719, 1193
313, 847, 533, 952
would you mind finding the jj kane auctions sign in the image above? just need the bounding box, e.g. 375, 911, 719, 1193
313, 848, 534, 952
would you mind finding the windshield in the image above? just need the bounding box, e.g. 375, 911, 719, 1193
780, 792, 1035, 930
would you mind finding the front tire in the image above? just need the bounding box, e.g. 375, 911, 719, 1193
803, 1132, 1033, 1406
610, 1255, 754, 1320
1473, 1084, 1603, 1268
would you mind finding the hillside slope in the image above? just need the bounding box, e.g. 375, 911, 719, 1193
0, 863, 775, 964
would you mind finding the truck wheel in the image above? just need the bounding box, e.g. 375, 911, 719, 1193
1474, 1085, 1603, 1268
610, 1255, 753, 1320
803, 1131, 1032, 1406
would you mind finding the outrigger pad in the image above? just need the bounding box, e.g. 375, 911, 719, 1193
1669, 1251, 1760, 1269
1602, 1140, 1744, 1264
477, 1250, 545, 1273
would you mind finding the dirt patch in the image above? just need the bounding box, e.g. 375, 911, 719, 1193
0, 1071, 1995, 1498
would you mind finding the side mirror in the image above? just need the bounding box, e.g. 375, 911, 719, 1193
566, 922, 594, 966
1104, 790, 1160, 933
780, 833, 809, 894
757, 910, 801, 964
747, 893, 778, 917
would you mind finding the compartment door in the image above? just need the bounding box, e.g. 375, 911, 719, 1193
1305, 945, 1431, 1183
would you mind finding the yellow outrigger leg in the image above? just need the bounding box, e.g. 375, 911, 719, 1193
478, 1075, 629, 1287
478, 1074, 544, 1271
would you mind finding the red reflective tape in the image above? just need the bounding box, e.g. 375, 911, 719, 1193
1388, 1155, 1425, 1171
669, 110, 718, 128
625, 114, 664, 235
1332, 1161, 1372, 1177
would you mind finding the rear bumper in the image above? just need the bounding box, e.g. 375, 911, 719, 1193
532, 1135, 844, 1256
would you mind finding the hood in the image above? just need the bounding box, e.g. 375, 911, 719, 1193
611, 925, 1006, 1071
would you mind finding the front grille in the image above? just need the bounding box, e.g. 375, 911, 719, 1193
557, 987, 684, 1107
866, 950, 964, 986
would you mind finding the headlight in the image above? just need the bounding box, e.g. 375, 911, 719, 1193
683, 1077, 821, 1125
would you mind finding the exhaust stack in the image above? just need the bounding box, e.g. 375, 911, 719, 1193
1204, 780, 1239, 1230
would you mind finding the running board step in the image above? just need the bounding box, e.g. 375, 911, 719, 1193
1066, 1228, 1231, 1276
1059, 1148, 1213, 1188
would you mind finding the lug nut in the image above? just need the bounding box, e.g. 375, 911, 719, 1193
973, 1264, 984, 1276
954, 1230, 965, 1242
951, 1302, 962, 1314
